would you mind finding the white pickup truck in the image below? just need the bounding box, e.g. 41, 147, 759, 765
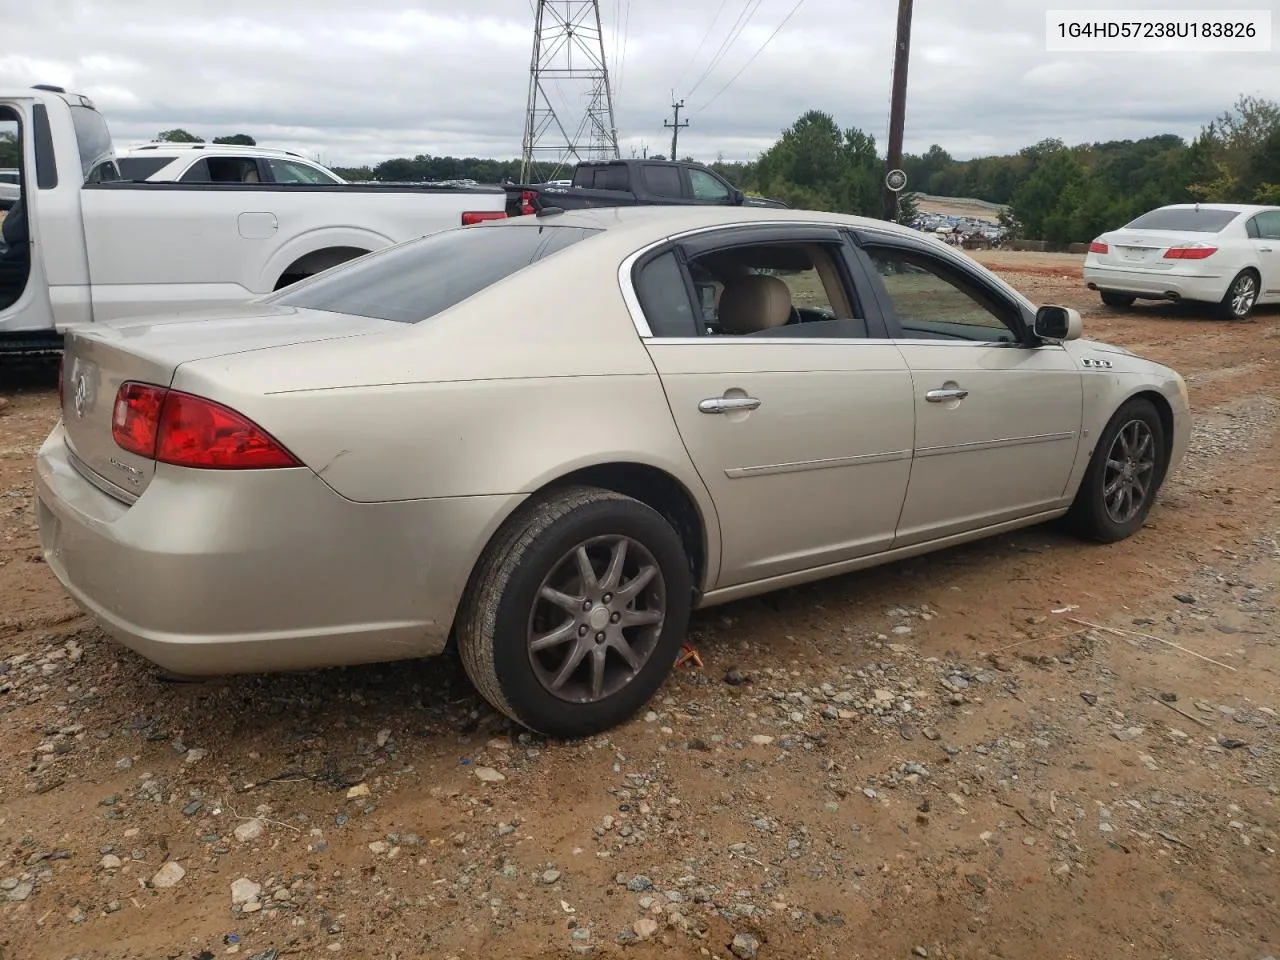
0, 85, 513, 351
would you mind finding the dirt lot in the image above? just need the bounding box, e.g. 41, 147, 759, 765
1, 251, 1277, 960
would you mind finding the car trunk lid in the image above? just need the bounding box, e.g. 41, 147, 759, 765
1097, 229, 1218, 270
59, 305, 391, 499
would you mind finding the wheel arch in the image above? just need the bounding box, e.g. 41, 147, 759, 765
255, 226, 395, 292
450, 460, 719, 648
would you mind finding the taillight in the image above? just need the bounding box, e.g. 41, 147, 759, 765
111, 382, 300, 469
1163, 245, 1217, 260
520, 190, 538, 216
1088, 240, 1108, 254
461, 211, 508, 226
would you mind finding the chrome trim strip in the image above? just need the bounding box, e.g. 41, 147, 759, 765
616, 218, 897, 341
915, 432, 1076, 458
725, 448, 911, 479
641, 336, 1042, 348
67, 448, 138, 505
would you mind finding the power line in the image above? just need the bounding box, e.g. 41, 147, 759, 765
694, 0, 807, 114
615, 0, 633, 105
673, 0, 732, 94
685, 0, 763, 100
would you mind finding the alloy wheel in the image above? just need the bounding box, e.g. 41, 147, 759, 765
526, 535, 667, 704
1102, 419, 1156, 524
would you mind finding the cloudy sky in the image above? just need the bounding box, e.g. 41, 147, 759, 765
2, 0, 1277, 168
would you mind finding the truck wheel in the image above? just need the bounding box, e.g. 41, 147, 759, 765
456, 486, 692, 739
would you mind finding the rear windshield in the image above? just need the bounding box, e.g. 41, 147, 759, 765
117, 156, 176, 180
268, 223, 601, 324
1124, 208, 1240, 232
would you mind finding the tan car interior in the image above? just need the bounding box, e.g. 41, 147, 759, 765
695, 243, 868, 338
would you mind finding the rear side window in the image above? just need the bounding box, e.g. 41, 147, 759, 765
1125, 208, 1240, 232
640, 164, 683, 198
117, 156, 176, 180
269, 224, 601, 324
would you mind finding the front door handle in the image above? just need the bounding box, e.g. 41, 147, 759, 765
699, 396, 762, 414
925, 387, 969, 403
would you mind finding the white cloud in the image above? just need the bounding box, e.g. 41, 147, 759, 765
1, 0, 1276, 166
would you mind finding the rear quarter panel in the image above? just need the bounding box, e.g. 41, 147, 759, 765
171, 229, 718, 515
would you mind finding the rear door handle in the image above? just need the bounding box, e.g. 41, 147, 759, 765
699, 396, 761, 414
925, 388, 969, 402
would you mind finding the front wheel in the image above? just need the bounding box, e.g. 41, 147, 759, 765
1065, 398, 1166, 543
456, 486, 692, 739
1215, 270, 1259, 320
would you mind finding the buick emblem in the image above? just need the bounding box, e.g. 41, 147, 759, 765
74, 375, 88, 419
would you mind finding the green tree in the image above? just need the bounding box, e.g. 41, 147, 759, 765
212, 133, 256, 146
156, 128, 203, 143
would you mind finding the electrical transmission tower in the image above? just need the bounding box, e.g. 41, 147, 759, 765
521, 1, 620, 184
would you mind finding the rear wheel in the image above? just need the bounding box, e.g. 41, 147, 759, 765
456, 486, 692, 739
1100, 292, 1135, 309
1215, 270, 1259, 320
1065, 398, 1166, 543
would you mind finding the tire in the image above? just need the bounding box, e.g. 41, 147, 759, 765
1215, 270, 1259, 320
456, 485, 693, 739
1065, 398, 1166, 543
1100, 292, 1135, 309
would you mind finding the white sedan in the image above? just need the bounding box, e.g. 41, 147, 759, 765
1083, 203, 1280, 320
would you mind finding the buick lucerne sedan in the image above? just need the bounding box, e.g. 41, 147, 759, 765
37, 206, 1191, 738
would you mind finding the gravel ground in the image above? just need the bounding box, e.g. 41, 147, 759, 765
0, 254, 1277, 960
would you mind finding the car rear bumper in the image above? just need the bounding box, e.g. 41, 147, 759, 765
35, 421, 522, 676
1082, 263, 1229, 302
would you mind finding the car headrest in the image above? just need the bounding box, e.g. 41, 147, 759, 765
717, 274, 792, 335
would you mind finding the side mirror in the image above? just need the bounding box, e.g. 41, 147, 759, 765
1034, 304, 1083, 342
731, 188, 745, 206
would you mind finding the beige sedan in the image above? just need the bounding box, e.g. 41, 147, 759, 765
36, 206, 1191, 738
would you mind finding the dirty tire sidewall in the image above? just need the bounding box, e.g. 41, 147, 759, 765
1067, 397, 1165, 543
458, 486, 692, 739
1100, 292, 1134, 309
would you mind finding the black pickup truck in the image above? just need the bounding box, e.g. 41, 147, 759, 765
511, 158, 787, 215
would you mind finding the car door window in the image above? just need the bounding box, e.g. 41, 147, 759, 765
640, 164, 683, 198
689, 169, 730, 202
1254, 211, 1280, 240
862, 245, 1021, 343
635, 238, 868, 339
181, 157, 261, 183
267, 158, 340, 184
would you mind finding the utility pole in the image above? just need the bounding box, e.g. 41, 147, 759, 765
664, 100, 688, 162
882, 0, 914, 221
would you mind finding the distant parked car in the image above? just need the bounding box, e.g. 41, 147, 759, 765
1083, 203, 1280, 320
115, 143, 347, 184
38, 205, 1189, 738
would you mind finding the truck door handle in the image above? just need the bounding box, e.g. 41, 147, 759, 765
925, 388, 969, 402
699, 396, 761, 414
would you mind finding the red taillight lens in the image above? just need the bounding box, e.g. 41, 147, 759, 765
111, 382, 300, 469
461, 211, 508, 226
112, 382, 166, 458
520, 190, 538, 216
1163, 245, 1217, 260
1088, 240, 1108, 254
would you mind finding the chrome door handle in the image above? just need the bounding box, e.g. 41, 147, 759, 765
925, 388, 969, 402
699, 396, 761, 414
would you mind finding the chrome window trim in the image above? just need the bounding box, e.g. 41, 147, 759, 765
617, 218, 1040, 342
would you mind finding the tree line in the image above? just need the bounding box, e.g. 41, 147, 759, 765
333, 94, 1280, 245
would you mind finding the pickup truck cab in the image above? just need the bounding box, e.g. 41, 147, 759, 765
0, 85, 509, 349
529, 158, 786, 212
